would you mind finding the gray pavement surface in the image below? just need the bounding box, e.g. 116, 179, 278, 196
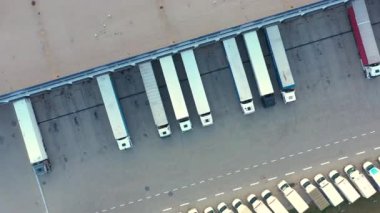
1, 1, 380, 213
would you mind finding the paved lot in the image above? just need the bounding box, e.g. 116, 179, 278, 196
1, 1, 380, 213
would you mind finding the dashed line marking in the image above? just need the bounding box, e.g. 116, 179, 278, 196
303, 166, 312, 171
181, 186, 188, 189
280, 157, 286, 160
155, 193, 161, 197
137, 199, 143, 202
361, 133, 367, 136
268, 177, 278, 181
233, 187, 242, 191
315, 146, 321, 150
356, 151, 366, 155
128, 201, 134, 205
244, 167, 250, 171
271, 160, 277, 163
101, 210, 108, 212
343, 138, 348, 142
370, 131, 376, 134
217, 175, 224, 179
162, 207, 172, 212
191, 183, 196, 186
200, 180, 205, 184
324, 144, 330, 147
298, 152, 304, 155
164, 191, 169, 194
352, 136, 357, 139
120, 204, 125, 207
180, 203, 189, 207
334, 141, 340, 144
235, 170, 241, 173
110, 207, 116, 210
253, 165, 259, 168
289, 154, 294, 157
320, 161, 330, 166
374, 147, 380, 150
262, 162, 268, 165
215, 192, 225, 197
250, 181, 260, 186
307, 149, 312, 152
338, 156, 348, 161
146, 196, 152, 199
208, 178, 214, 181
197, 197, 207, 202
226, 172, 232, 176
285, 171, 295, 176
172, 188, 178, 192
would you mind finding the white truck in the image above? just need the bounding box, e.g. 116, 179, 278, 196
363, 161, 380, 190
247, 194, 272, 213
139, 62, 171, 137
243, 31, 275, 108
232, 198, 253, 213
96, 74, 132, 150
180, 49, 213, 126
345, 164, 376, 199
217, 202, 234, 213
13, 98, 51, 175
329, 170, 361, 204
261, 189, 289, 213
277, 180, 309, 213
314, 174, 344, 207
159, 55, 192, 132
265, 25, 296, 104
223, 37, 255, 114
348, 0, 380, 78
300, 178, 330, 211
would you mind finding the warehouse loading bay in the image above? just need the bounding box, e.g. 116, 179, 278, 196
1, 1, 380, 213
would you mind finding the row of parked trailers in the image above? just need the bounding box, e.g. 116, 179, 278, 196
12, 0, 380, 175
188, 159, 380, 213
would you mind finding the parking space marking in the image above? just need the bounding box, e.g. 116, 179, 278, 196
215, 192, 225, 197
303, 166, 312, 171
233, 187, 242, 191
374, 146, 380, 150
338, 156, 348, 161
180, 203, 189, 207
320, 161, 330, 166
285, 171, 295, 176
197, 197, 207, 202
356, 151, 366, 155
250, 181, 260, 186
268, 177, 278, 181
162, 207, 172, 212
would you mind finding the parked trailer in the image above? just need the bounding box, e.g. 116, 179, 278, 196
223, 37, 255, 114
348, 0, 380, 79
278, 180, 309, 213
329, 170, 361, 204
159, 55, 192, 132
345, 164, 376, 199
243, 31, 275, 108
13, 98, 51, 175
96, 74, 132, 150
180, 49, 213, 126
139, 62, 171, 137
265, 25, 296, 104
314, 174, 344, 207
300, 178, 330, 211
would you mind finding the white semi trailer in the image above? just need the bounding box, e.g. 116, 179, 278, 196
13, 98, 51, 175
348, 0, 380, 78
139, 62, 171, 137
223, 37, 255, 114
159, 55, 192, 132
180, 49, 213, 126
243, 31, 275, 107
265, 25, 296, 104
96, 74, 132, 150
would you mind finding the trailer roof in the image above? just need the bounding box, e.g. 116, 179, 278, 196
1, 0, 320, 98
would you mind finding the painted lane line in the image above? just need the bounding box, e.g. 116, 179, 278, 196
215, 192, 225, 197
285, 171, 295, 176
101, 210, 108, 212
315, 146, 321, 150
303, 166, 312, 171
375, 147, 380, 150
356, 151, 366, 155
324, 144, 330, 147
250, 181, 260, 186
110, 207, 116, 210
320, 161, 330, 166
162, 207, 172, 212
191, 183, 196, 186
128, 201, 134, 205
262, 162, 268, 165
164, 191, 169, 194
343, 138, 348, 142
119, 204, 125, 207
208, 178, 214, 181
268, 177, 278, 181
217, 175, 224, 179
180, 203, 189, 207
289, 154, 294, 157
226, 172, 232, 176
271, 160, 277, 163
155, 193, 161, 197
338, 156, 348, 161
172, 188, 178, 192
307, 149, 313, 152
334, 141, 340, 144
244, 167, 250, 171
280, 157, 286, 160
233, 187, 242, 191
137, 199, 143, 202
298, 152, 304, 155
235, 170, 241, 173
197, 197, 207, 202
361, 133, 367, 136
146, 196, 152, 199
200, 180, 205, 184
181, 186, 188, 189
253, 165, 259, 168
370, 130, 376, 134
352, 136, 357, 139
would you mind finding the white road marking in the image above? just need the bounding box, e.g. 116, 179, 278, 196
268, 177, 278, 181
334, 141, 340, 144
343, 138, 348, 142
172, 188, 178, 192
307, 149, 312, 152
217, 175, 224, 178
128, 201, 134, 205
215, 192, 225, 197
244, 167, 250, 171
338, 156, 348, 161
191, 183, 196, 186
197, 197, 207, 202
235, 170, 241, 173
352, 136, 357, 139
226, 172, 232, 176
253, 165, 259, 168
320, 161, 330, 166
110, 207, 116, 210
34, 174, 49, 213
271, 160, 277, 163
370, 130, 376, 134
119, 204, 125, 207
137, 199, 143, 202
361, 133, 367, 136
374, 147, 380, 150
298, 152, 304, 155
356, 151, 366, 155
208, 178, 214, 181
262, 162, 268, 165
155, 193, 161, 197
285, 171, 295, 176
181, 186, 188, 189
280, 157, 286, 160
146, 196, 152, 199
303, 166, 312, 171
233, 187, 242, 191
324, 144, 330, 147
315, 146, 321, 150
250, 181, 260, 186
200, 180, 205, 184
162, 207, 172, 212
289, 154, 294, 157
101, 210, 108, 212
180, 203, 189, 207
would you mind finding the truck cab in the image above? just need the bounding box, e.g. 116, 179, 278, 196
33, 159, 51, 175
364, 64, 380, 79
281, 89, 296, 104
232, 199, 253, 213
217, 202, 234, 213
261, 189, 288, 213
247, 194, 272, 213
277, 180, 309, 213
344, 164, 376, 199
314, 174, 344, 207
329, 170, 360, 204
363, 161, 380, 190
